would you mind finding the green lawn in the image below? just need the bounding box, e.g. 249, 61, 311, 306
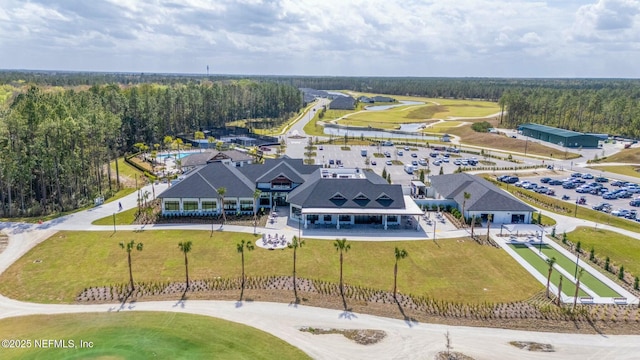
0, 312, 309, 360
92, 207, 139, 225
537, 245, 619, 297
508, 243, 585, 297
588, 165, 640, 179
566, 227, 640, 277
0, 231, 542, 304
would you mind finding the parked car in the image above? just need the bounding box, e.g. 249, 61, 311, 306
582, 173, 594, 179
630, 199, 640, 207
411, 160, 418, 166
562, 182, 577, 189
592, 202, 612, 211
595, 176, 608, 183
329, 159, 335, 165
371, 160, 377, 166
411, 153, 418, 158
404, 146, 410, 151
386, 160, 393, 165
540, 177, 552, 183
548, 179, 563, 185
504, 176, 519, 184
603, 192, 618, 200
611, 209, 630, 217
571, 172, 583, 178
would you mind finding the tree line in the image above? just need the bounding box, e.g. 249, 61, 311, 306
0, 80, 302, 218
498, 87, 640, 138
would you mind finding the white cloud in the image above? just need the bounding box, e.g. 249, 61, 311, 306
0, 0, 638, 77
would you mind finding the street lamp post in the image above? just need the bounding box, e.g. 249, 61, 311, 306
574, 252, 580, 279
113, 213, 116, 233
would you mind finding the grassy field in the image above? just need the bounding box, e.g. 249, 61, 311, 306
596, 147, 640, 164
508, 243, 584, 297
0, 230, 542, 304
110, 157, 147, 186
565, 227, 640, 277
92, 207, 138, 225
335, 98, 499, 129
588, 165, 640, 179
537, 245, 619, 297
448, 119, 580, 159
0, 312, 309, 360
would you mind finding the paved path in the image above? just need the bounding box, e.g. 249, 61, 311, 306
1, 295, 639, 360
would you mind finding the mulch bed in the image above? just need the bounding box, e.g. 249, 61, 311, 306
75, 276, 640, 335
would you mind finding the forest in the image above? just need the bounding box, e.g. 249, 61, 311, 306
1, 72, 639, 218
0, 77, 302, 217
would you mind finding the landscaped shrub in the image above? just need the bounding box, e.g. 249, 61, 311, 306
589, 247, 595, 261
618, 265, 625, 280
634, 276, 639, 290
605, 257, 610, 272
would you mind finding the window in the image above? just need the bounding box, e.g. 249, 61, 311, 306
331, 192, 346, 200
353, 193, 369, 201
164, 201, 179, 211
339, 215, 351, 222
324, 215, 332, 222
202, 201, 217, 211
183, 201, 198, 211
240, 199, 253, 211
224, 199, 237, 210
387, 215, 398, 222
292, 206, 301, 217
308, 215, 319, 223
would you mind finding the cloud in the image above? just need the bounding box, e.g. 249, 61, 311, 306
569, 0, 640, 42
0, 0, 639, 77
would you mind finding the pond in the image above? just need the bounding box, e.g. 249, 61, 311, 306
323, 127, 439, 141
364, 100, 423, 111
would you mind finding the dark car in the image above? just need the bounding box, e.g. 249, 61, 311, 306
411, 153, 418, 158
562, 182, 577, 189
504, 176, 519, 184
548, 179, 563, 185
630, 199, 640, 207
329, 159, 335, 165
540, 177, 552, 183
595, 177, 608, 183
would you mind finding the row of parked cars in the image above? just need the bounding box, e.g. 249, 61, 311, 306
498, 173, 640, 222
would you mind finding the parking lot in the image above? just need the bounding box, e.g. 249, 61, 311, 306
495, 171, 640, 222
314, 143, 519, 185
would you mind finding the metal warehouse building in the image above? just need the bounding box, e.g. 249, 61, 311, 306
518, 123, 601, 148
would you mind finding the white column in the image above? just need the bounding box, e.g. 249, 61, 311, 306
304, 214, 308, 229
336, 217, 340, 230
383, 215, 387, 230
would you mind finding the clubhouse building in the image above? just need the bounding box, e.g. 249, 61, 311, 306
157, 157, 424, 230
429, 173, 535, 224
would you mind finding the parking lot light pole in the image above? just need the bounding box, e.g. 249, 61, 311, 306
574, 200, 578, 217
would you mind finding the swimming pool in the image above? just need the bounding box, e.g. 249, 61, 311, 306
156, 152, 194, 160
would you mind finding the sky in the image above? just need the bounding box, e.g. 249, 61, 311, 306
0, 0, 639, 78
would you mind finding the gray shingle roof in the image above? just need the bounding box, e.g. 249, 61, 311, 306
288, 177, 405, 210
158, 162, 255, 199
429, 173, 535, 212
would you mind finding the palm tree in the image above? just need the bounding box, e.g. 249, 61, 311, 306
573, 268, 584, 310
253, 189, 261, 234
236, 239, 255, 300
334, 238, 351, 297
486, 214, 493, 242
217, 187, 227, 225
557, 275, 563, 306
393, 247, 409, 300
288, 236, 305, 301
462, 191, 471, 225
545, 256, 557, 298
178, 241, 193, 290
119, 240, 143, 292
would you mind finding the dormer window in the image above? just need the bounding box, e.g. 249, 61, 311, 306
330, 192, 346, 201
353, 192, 369, 201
